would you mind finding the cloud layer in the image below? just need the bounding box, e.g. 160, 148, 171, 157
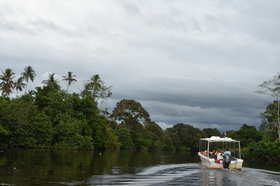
1, 0, 279, 132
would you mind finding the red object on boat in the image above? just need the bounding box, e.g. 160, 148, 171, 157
215, 160, 220, 164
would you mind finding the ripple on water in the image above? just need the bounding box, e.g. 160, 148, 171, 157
53, 163, 280, 186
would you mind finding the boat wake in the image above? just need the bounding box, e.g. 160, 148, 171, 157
88, 163, 200, 185
199, 166, 280, 186
52, 164, 280, 186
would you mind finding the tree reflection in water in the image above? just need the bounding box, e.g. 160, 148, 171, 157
0, 148, 280, 185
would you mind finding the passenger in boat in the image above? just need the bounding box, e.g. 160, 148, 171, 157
209, 149, 218, 159
201, 150, 208, 156
210, 149, 218, 156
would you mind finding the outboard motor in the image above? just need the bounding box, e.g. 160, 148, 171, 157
223, 154, 231, 169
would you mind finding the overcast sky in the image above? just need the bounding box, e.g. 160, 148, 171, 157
1, 0, 279, 132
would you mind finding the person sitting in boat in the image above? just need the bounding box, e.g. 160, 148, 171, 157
210, 149, 218, 156
201, 150, 208, 156
209, 149, 218, 159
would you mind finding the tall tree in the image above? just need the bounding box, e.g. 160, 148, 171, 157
145, 121, 164, 139
42, 73, 61, 91
203, 128, 221, 138
228, 124, 262, 147
81, 74, 112, 104
14, 76, 26, 95
90, 74, 102, 98
259, 101, 279, 142
259, 101, 279, 131
62, 71, 77, 91
81, 83, 91, 98
21, 66, 36, 92
111, 99, 150, 132
164, 128, 181, 150
0, 68, 16, 96
256, 73, 280, 139
173, 123, 204, 150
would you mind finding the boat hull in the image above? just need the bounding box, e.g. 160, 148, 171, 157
198, 152, 243, 170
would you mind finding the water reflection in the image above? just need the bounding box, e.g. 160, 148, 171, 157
0, 148, 197, 185
1, 148, 280, 185
243, 160, 280, 172
201, 169, 223, 185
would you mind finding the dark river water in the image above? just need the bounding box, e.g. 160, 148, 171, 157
1, 148, 280, 185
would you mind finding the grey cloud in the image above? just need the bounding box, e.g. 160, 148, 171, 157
0, 0, 279, 133
120, 0, 141, 15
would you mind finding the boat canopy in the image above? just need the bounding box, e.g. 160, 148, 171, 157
199, 136, 240, 143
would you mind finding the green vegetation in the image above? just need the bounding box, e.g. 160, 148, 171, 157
225, 73, 280, 161
0, 66, 211, 151
1, 66, 280, 161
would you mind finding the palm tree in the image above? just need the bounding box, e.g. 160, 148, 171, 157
14, 76, 26, 95
21, 66, 36, 92
42, 73, 61, 91
62, 71, 77, 91
81, 74, 112, 103
0, 68, 16, 96
81, 82, 92, 98
81, 74, 102, 99
89, 74, 102, 98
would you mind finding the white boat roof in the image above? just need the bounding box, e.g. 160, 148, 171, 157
200, 136, 240, 142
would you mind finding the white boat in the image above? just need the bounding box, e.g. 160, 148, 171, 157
198, 136, 243, 170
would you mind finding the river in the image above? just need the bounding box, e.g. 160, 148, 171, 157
0, 148, 280, 185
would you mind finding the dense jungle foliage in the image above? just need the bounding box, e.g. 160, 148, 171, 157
0, 66, 280, 160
